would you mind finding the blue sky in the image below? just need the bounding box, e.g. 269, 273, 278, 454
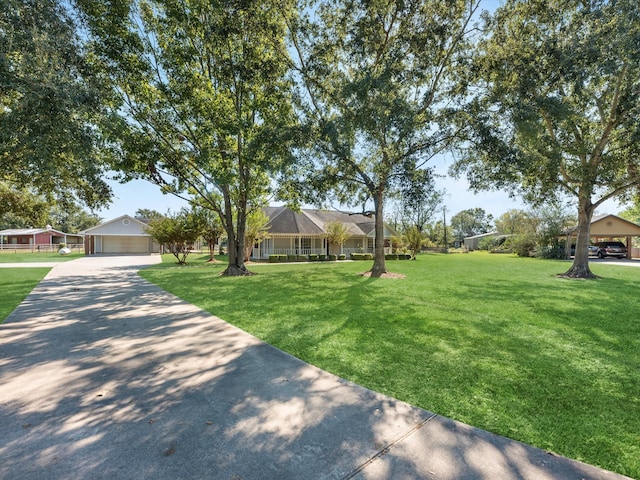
95, 0, 625, 222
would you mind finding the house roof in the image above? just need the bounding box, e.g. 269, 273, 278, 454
82, 215, 151, 236
563, 214, 640, 236
464, 231, 501, 240
263, 207, 395, 237
0, 227, 68, 236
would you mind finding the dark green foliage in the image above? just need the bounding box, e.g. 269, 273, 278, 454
338, 254, 346, 260
1, 0, 112, 209
328, 254, 337, 261
351, 253, 373, 261
308, 254, 319, 262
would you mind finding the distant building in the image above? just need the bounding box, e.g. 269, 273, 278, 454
463, 232, 503, 251
0, 227, 82, 250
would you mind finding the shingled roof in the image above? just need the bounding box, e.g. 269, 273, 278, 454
263, 207, 379, 236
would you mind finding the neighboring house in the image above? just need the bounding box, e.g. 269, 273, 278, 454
463, 231, 503, 251
0, 226, 83, 250
252, 207, 398, 259
562, 214, 640, 259
82, 215, 160, 254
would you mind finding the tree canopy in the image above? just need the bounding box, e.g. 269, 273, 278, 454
78, 0, 298, 275
1, 0, 112, 209
289, 0, 480, 276
450, 208, 493, 242
454, 0, 640, 278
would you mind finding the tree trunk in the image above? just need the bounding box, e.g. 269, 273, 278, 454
369, 190, 388, 277
220, 189, 253, 276
559, 198, 598, 279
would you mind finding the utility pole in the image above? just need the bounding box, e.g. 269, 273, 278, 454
442, 206, 448, 251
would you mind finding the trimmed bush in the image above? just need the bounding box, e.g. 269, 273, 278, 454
269, 254, 280, 263
385, 254, 398, 260
298, 255, 307, 262
308, 254, 319, 262
318, 254, 326, 261
351, 253, 374, 261
398, 253, 411, 260
287, 254, 297, 262
328, 254, 337, 261
338, 254, 346, 260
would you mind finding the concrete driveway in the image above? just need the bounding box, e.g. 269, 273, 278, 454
0, 255, 631, 479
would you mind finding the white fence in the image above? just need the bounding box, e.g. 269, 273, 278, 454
0, 243, 84, 253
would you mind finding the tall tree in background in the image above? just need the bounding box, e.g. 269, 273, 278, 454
79, 0, 297, 275
0, 183, 49, 229
47, 203, 101, 233
454, 0, 640, 278
289, 0, 481, 277
1, 0, 112, 211
450, 208, 493, 243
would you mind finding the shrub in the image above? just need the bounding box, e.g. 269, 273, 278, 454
269, 254, 280, 263
308, 254, 319, 262
318, 254, 326, 261
351, 253, 373, 260
328, 254, 337, 261
298, 255, 307, 262
338, 254, 346, 260
287, 254, 297, 262
385, 254, 398, 260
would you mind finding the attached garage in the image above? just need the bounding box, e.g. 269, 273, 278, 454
83, 215, 160, 255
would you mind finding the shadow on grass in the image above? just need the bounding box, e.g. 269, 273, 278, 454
138, 258, 639, 478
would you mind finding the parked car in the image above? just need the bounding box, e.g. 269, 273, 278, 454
570, 245, 600, 256
594, 241, 627, 258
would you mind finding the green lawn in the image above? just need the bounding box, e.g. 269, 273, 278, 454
0, 268, 51, 322
140, 253, 640, 478
0, 251, 84, 262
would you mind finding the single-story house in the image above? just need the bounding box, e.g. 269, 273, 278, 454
562, 214, 640, 259
0, 226, 83, 250
252, 207, 398, 259
82, 215, 160, 254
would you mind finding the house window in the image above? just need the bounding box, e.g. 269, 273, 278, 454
298, 237, 312, 254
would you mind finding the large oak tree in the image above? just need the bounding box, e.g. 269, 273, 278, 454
454, 0, 640, 278
289, 0, 481, 277
79, 0, 297, 275
1, 0, 112, 211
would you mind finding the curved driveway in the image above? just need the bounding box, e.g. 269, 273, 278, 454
0, 255, 631, 480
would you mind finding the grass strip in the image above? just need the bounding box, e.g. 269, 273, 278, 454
0, 268, 51, 322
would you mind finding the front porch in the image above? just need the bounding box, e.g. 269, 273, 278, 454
252, 235, 392, 259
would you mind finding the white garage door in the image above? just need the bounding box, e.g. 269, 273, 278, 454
102, 236, 150, 253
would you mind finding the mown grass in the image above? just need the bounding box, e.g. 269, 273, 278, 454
0, 268, 51, 322
141, 253, 640, 478
0, 251, 84, 262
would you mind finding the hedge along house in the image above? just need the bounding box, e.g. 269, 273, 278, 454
252, 207, 398, 259
562, 214, 640, 259
82, 215, 160, 254
0, 226, 83, 251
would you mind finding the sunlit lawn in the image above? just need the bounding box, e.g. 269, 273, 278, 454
0, 252, 84, 262
140, 253, 638, 477
0, 268, 51, 322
